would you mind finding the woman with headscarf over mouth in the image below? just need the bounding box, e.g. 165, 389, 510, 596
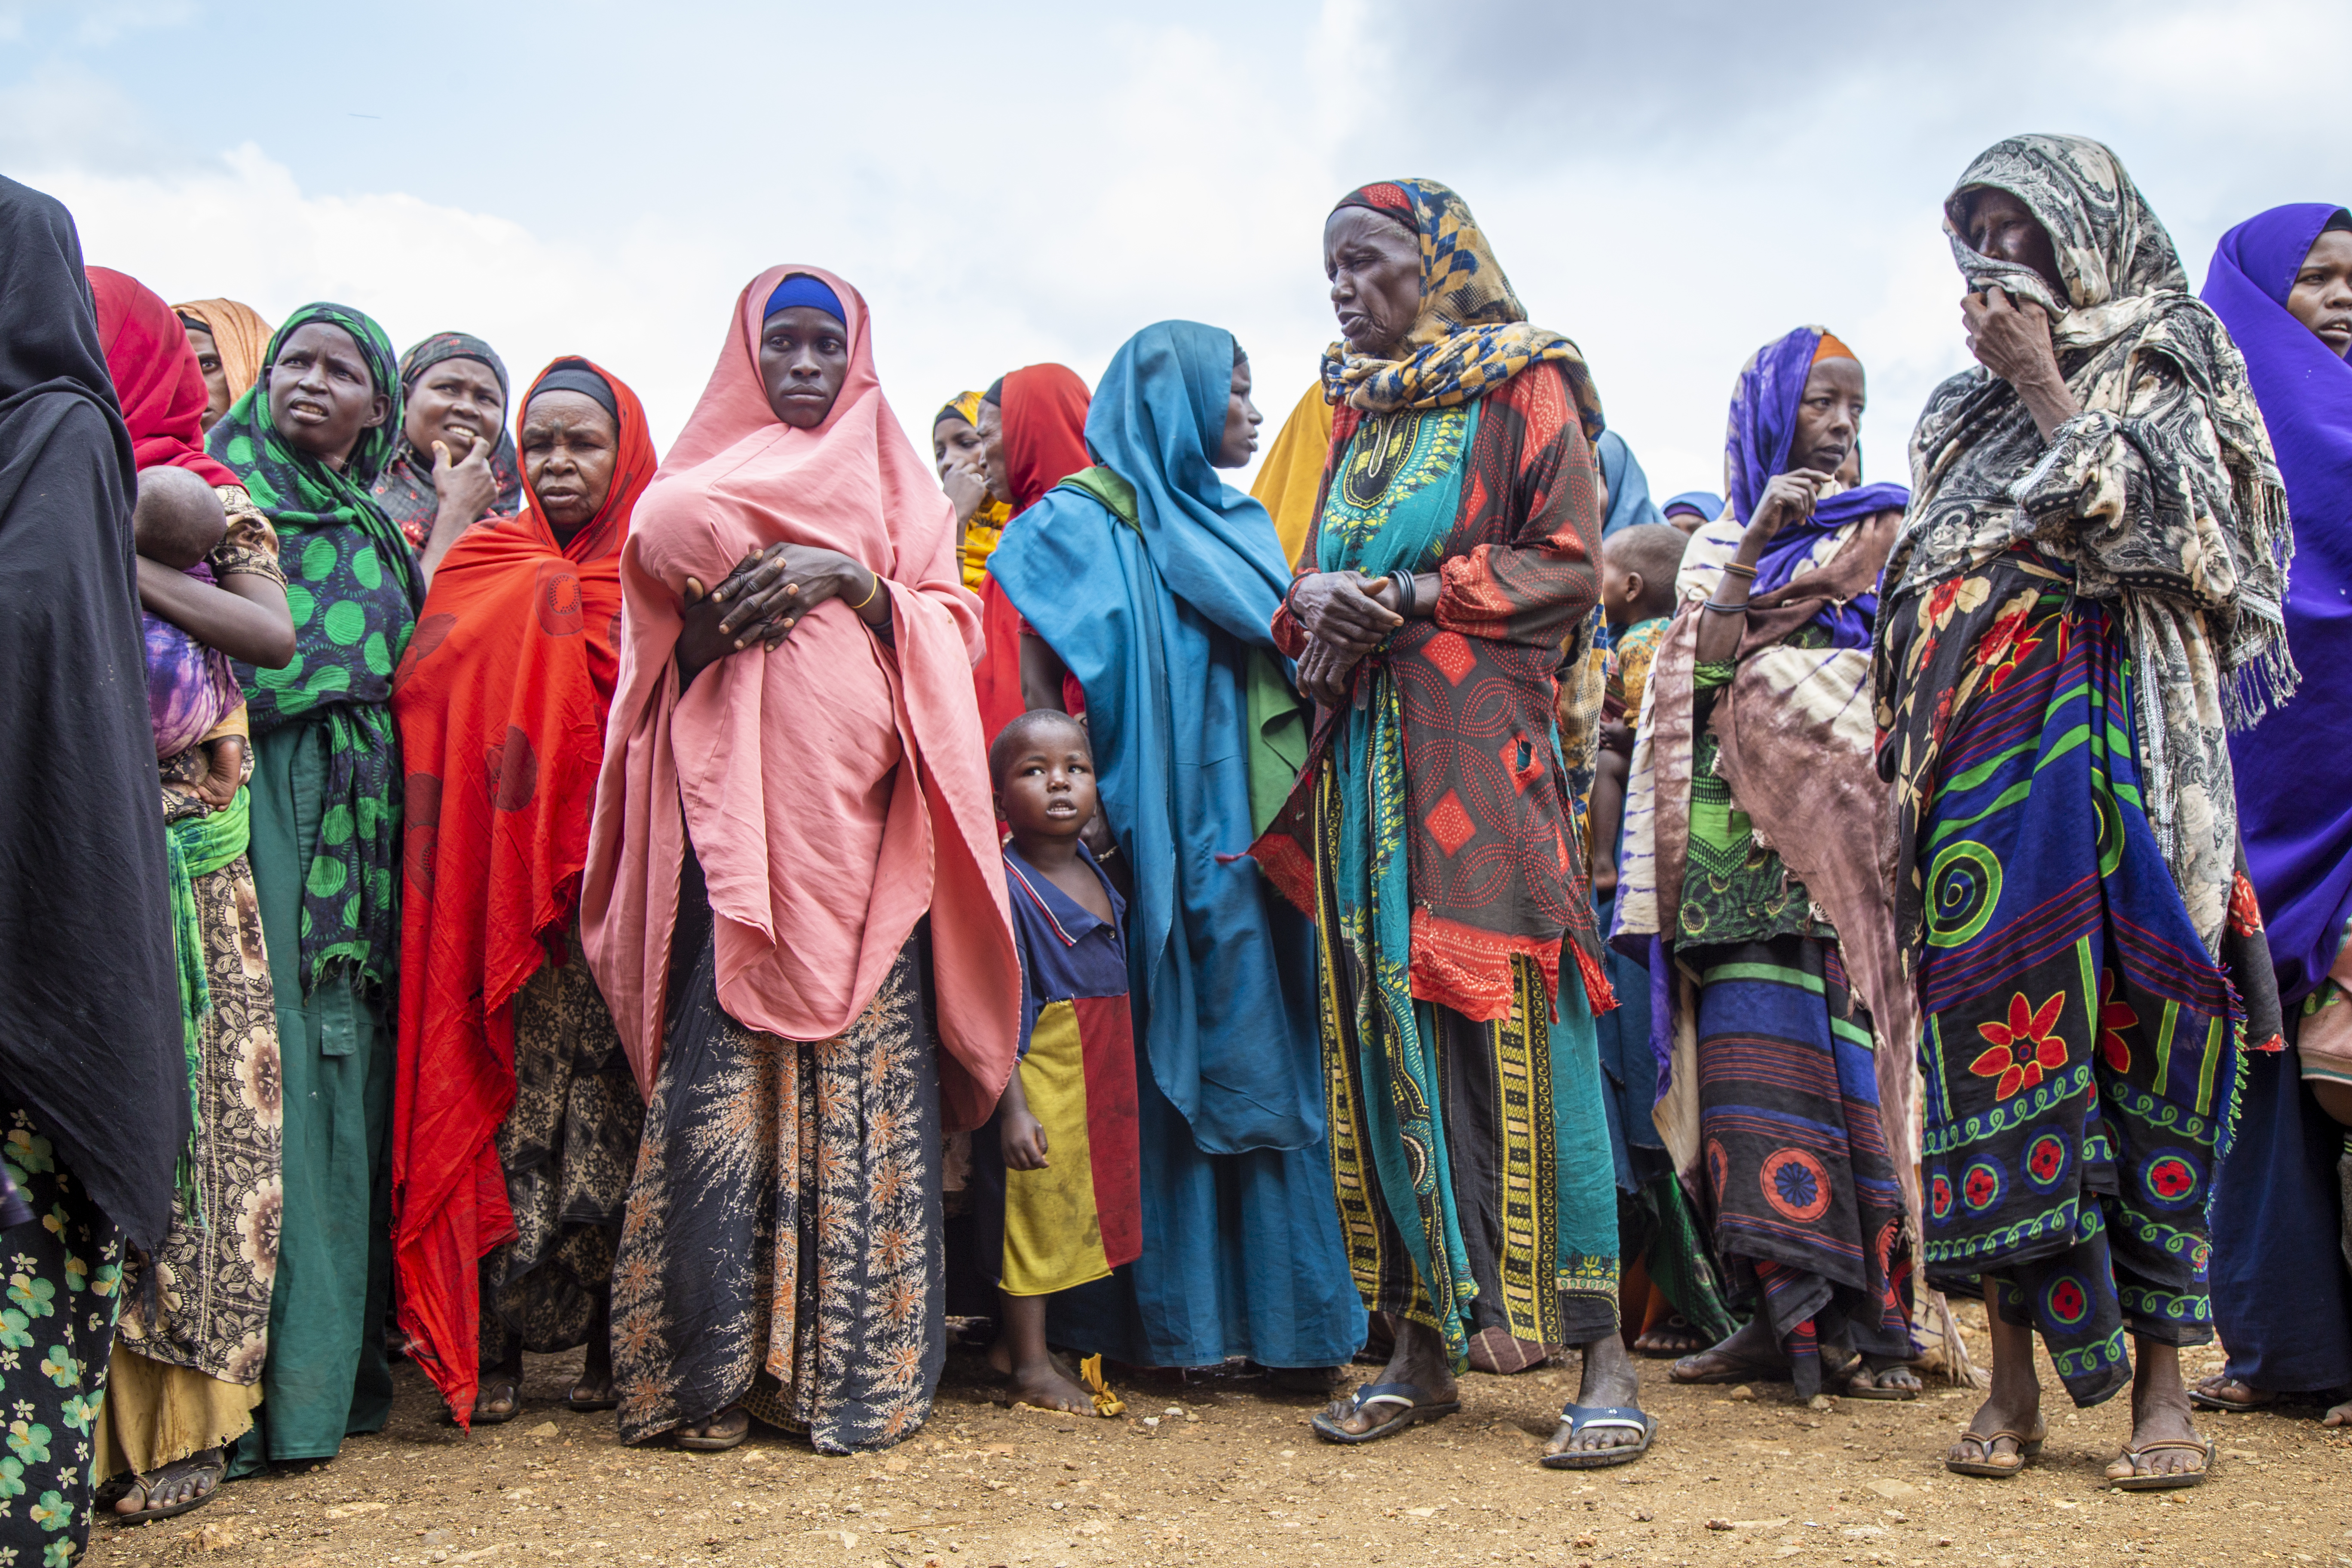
1252, 178, 1647, 1468
1873, 134, 2291, 1491
968, 364, 1094, 743
373, 331, 526, 557
2195, 203, 2352, 1432
0, 174, 186, 1565
990, 320, 1366, 1388
206, 298, 420, 1467
582, 267, 1017, 1455
1614, 327, 1919, 1405
84, 267, 296, 1525
391, 358, 659, 1431
172, 297, 274, 433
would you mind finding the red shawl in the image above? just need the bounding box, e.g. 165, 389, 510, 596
389, 358, 656, 1422
87, 267, 236, 487
972, 364, 1091, 742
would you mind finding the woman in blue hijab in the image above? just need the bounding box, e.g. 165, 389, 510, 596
1596, 430, 1666, 538
2196, 203, 2352, 1430
988, 322, 1364, 1376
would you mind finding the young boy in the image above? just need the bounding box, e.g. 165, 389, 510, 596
976, 710, 1142, 1415
1590, 522, 1687, 894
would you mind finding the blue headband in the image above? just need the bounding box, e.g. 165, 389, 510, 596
763, 273, 846, 325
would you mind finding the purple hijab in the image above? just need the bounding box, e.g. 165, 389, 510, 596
1725, 326, 1910, 647
2204, 203, 2352, 1004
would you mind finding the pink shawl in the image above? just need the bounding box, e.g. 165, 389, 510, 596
580, 265, 1017, 1130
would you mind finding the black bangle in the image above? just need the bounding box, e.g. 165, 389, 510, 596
1396, 572, 1416, 618
1284, 575, 1307, 619
1720, 560, 1758, 581
1702, 598, 1748, 615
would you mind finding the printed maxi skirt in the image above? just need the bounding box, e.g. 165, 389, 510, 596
611, 892, 943, 1455
1690, 934, 1911, 1397
0, 1107, 127, 1565
1912, 581, 2236, 1406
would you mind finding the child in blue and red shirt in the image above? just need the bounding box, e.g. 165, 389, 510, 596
974, 710, 1141, 1416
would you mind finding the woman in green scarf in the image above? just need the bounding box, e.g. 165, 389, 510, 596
205, 303, 418, 1465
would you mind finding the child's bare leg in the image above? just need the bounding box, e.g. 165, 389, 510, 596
998, 1291, 1093, 1415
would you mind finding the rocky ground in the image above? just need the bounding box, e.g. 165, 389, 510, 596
83, 1305, 2352, 1568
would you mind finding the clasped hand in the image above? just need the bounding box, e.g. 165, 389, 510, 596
1288, 570, 1399, 706
676, 542, 881, 680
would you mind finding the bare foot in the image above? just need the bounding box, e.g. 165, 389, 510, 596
1320, 1317, 1455, 1436
1008, 1360, 1098, 1416
111, 1447, 224, 1520
1545, 1334, 1645, 1459
1670, 1317, 1784, 1384
1632, 1315, 1707, 1357
2104, 1340, 2206, 1485
2325, 1397, 2351, 1428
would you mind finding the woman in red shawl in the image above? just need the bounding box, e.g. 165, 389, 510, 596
582, 268, 1017, 1454
969, 364, 1093, 741
84, 267, 296, 1524
390, 358, 657, 1429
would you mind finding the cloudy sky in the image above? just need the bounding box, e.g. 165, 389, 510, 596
7, 0, 2346, 497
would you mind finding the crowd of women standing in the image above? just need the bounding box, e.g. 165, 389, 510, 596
2, 125, 2348, 1558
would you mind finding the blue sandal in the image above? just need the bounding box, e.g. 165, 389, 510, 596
1539, 1403, 1655, 1469
1308, 1381, 1460, 1445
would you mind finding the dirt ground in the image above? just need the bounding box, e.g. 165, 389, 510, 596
83, 1305, 2352, 1568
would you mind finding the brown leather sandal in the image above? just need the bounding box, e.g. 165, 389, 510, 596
1945, 1421, 2046, 1478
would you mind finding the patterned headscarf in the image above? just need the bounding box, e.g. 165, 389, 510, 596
206, 300, 417, 992
374, 330, 526, 546
1320, 178, 1603, 434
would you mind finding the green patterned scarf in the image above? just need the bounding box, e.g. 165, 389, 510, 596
207, 302, 416, 993
162, 789, 251, 1211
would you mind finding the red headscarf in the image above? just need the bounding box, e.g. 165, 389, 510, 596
581, 267, 1018, 1128
972, 363, 1092, 742
388, 357, 656, 1422
87, 266, 236, 487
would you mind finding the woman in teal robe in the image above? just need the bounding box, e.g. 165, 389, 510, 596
988, 320, 1364, 1373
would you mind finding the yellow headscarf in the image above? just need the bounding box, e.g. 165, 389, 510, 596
1247, 381, 1335, 570
170, 297, 275, 404
939, 389, 1014, 591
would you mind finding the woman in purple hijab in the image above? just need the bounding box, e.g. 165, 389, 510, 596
2197, 203, 2352, 1429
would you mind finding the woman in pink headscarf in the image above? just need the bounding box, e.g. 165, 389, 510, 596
582, 267, 1018, 1454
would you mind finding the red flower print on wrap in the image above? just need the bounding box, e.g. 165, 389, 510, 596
1975, 608, 2043, 695
2097, 970, 2135, 1073
1969, 989, 2068, 1101
2228, 870, 2264, 937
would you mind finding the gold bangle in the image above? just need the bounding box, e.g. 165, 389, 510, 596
849, 572, 882, 612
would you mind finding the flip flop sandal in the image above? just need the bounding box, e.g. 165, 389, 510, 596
1309, 1381, 1459, 1445
2187, 1381, 2274, 1414
675, 1409, 752, 1452
564, 1387, 619, 1413
1669, 1350, 1785, 1386
470, 1377, 524, 1427
2108, 1436, 2214, 1492
104, 1452, 227, 1525
1841, 1365, 1922, 1402
1539, 1403, 1655, 1470
1945, 1424, 2045, 1479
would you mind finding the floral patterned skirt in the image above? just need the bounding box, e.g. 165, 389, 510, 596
479, 944, 642, 1364
610, 923, 942, 1454
0, 1106, 126, 1565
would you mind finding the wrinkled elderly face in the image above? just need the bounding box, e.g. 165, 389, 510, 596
1324, 205, 1421, 360
520, 390, 619, 533
757, 306, 851, 429
1788, 358, 1865, 479
1962, 187, 2065, 301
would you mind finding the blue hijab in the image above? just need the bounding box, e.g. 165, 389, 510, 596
1660, 489, 1724, 525
1596, 429, 1666, 538
2205, 204, 2352, 1003
1727, 326, 1909, 647
988, 321, 1320, 1154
